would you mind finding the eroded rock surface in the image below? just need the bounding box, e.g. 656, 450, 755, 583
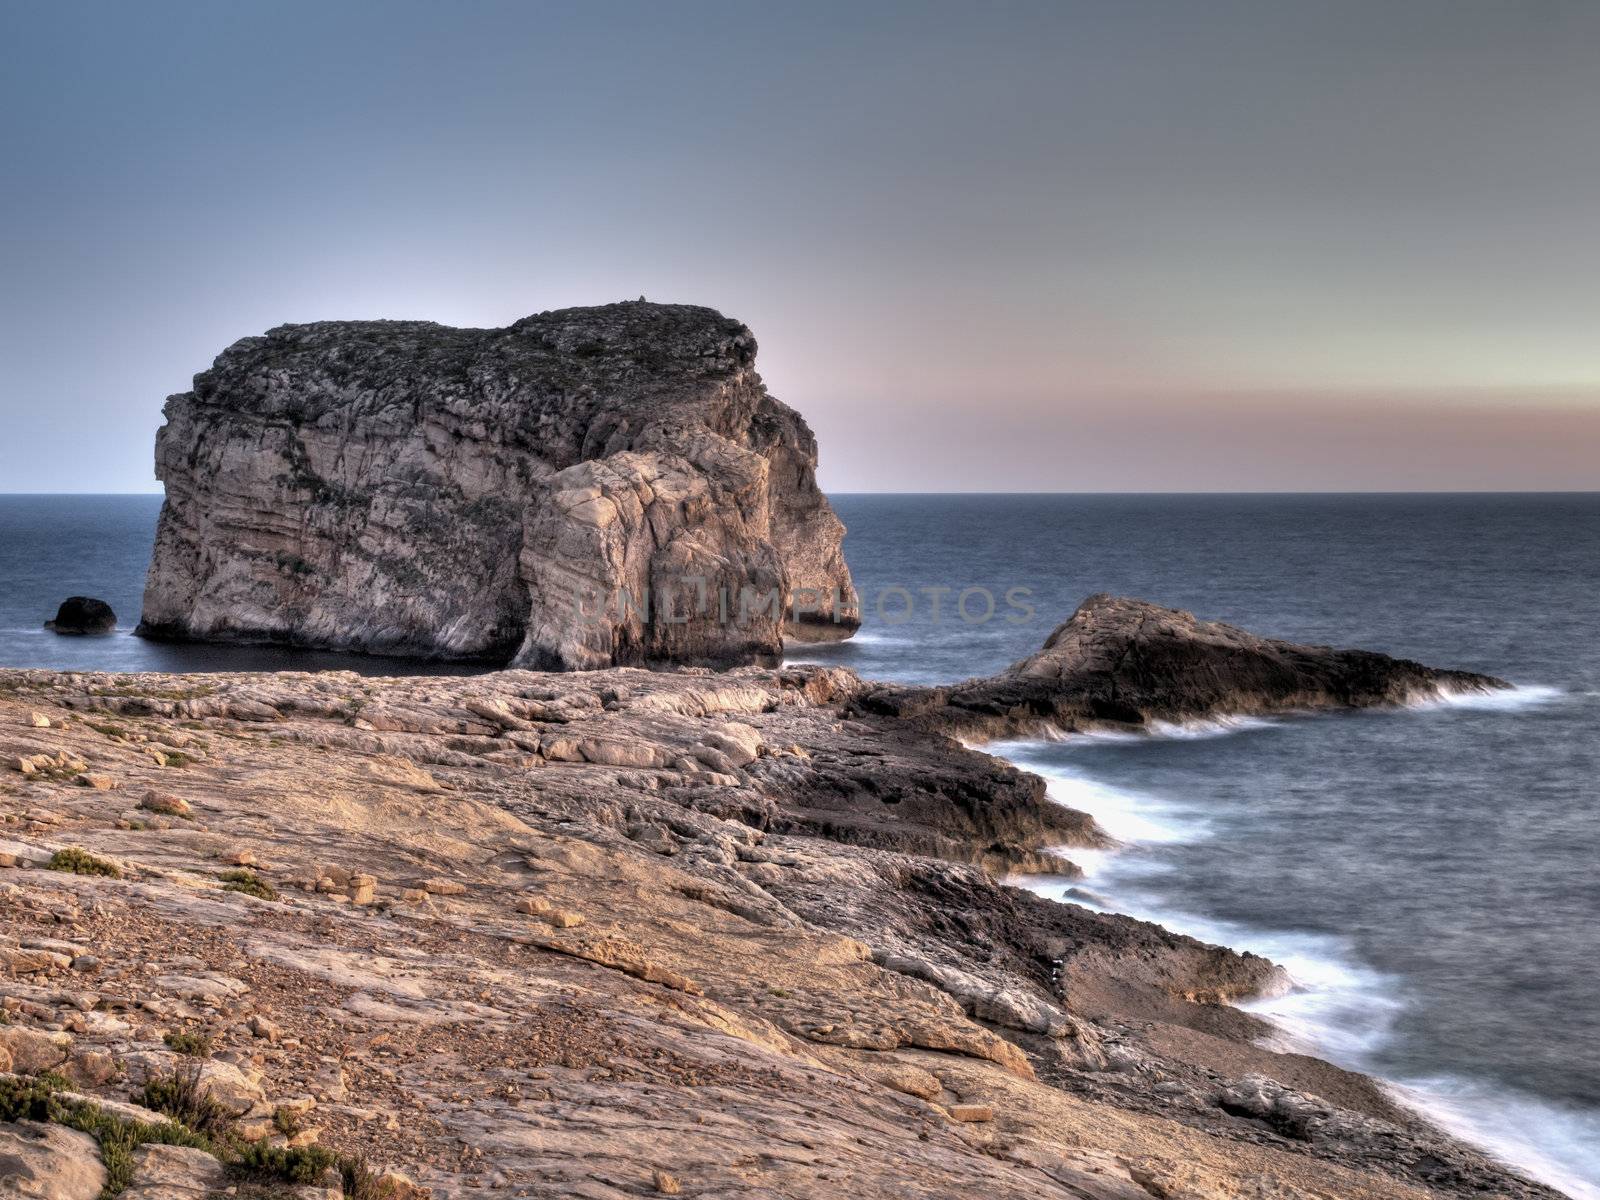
0, 653, 1551, 1200
862, 594, 1508, 738
138, 301, 858, 668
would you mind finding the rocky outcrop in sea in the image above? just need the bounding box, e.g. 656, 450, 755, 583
138, 301, 859, 668
860, 593, 1508, 738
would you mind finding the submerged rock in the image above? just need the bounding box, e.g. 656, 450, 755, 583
138, 300, 858, 668
44, 596, 116, 635
862, 593, 1508, 738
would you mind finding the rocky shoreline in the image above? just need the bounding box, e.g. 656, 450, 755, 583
0, 598, 1549, 1199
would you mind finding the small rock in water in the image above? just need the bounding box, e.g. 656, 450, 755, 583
45, 595, 117, 635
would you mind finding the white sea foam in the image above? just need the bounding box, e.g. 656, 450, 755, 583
990, 708, 1600, 1198
990, 746, 1211, 853
1383, 1076, 1600, 1200
1146, 713, 1283, 738
1016, 713, 1284, 744
1409, 682, 1564, 712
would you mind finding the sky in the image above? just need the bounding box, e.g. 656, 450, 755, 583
3, 0, 1599, 492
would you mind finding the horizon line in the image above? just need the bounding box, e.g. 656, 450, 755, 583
4, 489, 1599, 499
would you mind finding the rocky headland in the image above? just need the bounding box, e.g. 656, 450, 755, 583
137, 302, 858, 669
860, 593, 1508, 740
0, 600, 1546, 1200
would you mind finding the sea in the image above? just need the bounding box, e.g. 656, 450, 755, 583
3, 492, 1598, 1197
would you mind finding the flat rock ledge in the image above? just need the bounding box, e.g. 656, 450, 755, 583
138, 300, 859, 670
0, 606, 1548, 1199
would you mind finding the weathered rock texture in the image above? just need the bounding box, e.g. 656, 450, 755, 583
0, 650, 1552, 1199
861, 594, 1508, 739
138, 301, 858, 668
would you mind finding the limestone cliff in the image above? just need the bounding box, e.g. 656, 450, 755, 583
138, 301, 858, 667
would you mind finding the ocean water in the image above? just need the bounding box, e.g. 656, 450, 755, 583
0, 494, 486, 676
3, 492, 1598, 1195
798, 493, 1600, 1200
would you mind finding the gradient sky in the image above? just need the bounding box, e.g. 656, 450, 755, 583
3, 0, 1599, 492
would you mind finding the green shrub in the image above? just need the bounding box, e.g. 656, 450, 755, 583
0, 1072, 214, 1198
47, 848, 121, 878
218, 869, 276, 901
163, 1030, 213, 1057
1, 1068, 388, 1199
233, 1140, 340, 1184
139, 1068, 233, 1137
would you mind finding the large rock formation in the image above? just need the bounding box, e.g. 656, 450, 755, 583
138, 301, 858, 668
861, 594, 1508, 738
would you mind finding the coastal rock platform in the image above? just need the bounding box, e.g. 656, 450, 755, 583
0, 617, 1548, 1198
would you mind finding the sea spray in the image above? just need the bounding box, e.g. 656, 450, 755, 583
992, 719, 1600, 1199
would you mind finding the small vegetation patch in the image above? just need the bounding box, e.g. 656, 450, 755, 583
21, 757, 83, 783
140, 1068, 234, 1137
2, 1068, 391, 1199
0, 1072, 214, 1198
47, 847, 121, 877
234, 1141, 340, 1183
218, 869, 277, 901
164, 1030, 214, 1057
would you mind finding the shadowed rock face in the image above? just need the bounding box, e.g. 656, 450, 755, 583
860, 594, 1508, 738
138, 301, 858, 667
44, 597, 116, 636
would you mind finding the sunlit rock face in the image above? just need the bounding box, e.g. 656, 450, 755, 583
138, 300, 859, 667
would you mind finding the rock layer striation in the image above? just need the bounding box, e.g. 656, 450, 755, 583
0, 626, 1550, 1199
138, 301, 858, 668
